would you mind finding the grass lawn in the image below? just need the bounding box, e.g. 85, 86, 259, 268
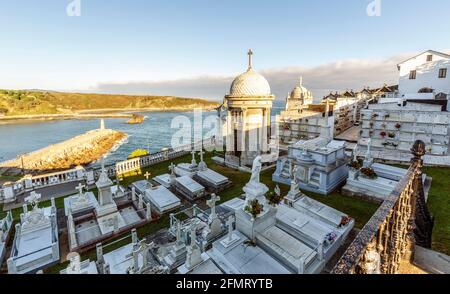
422, 166, 450, 255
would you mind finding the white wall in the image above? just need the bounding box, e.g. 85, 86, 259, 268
398, 52, 450, 96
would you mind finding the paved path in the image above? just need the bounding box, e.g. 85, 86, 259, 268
413, 246, 450, 274
335, 126, 361, 143
2, 180, 84, 211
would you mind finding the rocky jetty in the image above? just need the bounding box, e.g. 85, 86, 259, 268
0, 128, 126, 175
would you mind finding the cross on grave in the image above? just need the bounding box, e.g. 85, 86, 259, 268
191, 149, 197, 166
206, 193, 220, 218
25, 191, 41, 210
144, 171, 151, 181
75, 183, 85, 196
226, 215, 235, 242
199, 149, 205, 163
169, 163, 176, 175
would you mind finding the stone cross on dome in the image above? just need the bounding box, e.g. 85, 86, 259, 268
299, 76, 303, 87
247, 49, 253, 70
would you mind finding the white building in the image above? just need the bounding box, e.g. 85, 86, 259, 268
379, 50, 450, 106
220, 49, 275, 167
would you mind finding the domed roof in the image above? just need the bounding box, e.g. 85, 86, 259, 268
228, 50, 272, 97
289, 77, 309, 99
229, 69, 271, 97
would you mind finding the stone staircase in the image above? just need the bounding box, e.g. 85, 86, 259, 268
307, 171, 321, 189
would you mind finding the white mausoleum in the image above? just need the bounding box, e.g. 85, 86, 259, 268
220, 50, 275, 167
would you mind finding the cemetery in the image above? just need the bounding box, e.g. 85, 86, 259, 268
0, 147, 449, 274
64, 163, 152, 252
0, 211, 13, 266
7, 192, 59, 274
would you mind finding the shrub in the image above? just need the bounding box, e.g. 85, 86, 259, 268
360, 167, 377, 179
128, 149, 149, 159
244, 199, 264, 219
266, 192, 284, 207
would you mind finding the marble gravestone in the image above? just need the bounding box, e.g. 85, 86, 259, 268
64, 183, 98, 216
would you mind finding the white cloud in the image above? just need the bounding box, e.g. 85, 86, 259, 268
89, 50, 450, 102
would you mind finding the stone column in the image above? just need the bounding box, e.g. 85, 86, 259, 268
146, 203, 152, 221
241, 109, 247, 154
131, 228, 138, 245
138, 194, 143, 210
96, 243, 104, 264
131, 186, 136, 201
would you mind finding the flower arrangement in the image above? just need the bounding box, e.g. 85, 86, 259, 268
388, 132, 396, 139
369, 122, 374, 128
349, 160, 362, 170
360, 167, 377, 179
380, 131, 386, 138
283, 124, 290, 130
372, 113, 379, 118
384, 114, 390, 119
395, 123, 402, 129
245, 199, 264, 219
359, 130, 363, 135
266, 191, 284, 207
325, 232, 338, 244
339, 216, 352, 228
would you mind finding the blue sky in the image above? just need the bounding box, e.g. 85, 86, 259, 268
1, 0, 450, 100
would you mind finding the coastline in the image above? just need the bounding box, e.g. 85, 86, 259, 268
0, 129, 127, 176
0, 106, 218, 125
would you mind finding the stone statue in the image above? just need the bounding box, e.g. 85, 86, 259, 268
249, 156, 262, 184
359, 240, 381, 274
353, 144, 358, 162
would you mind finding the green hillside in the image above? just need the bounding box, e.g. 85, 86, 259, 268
0, 89, 219, 116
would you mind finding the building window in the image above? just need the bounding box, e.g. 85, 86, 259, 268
427, 55, 433, 62
439, 68, 447, 79
409, 70, 417, 80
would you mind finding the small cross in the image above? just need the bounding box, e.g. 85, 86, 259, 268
247, 49, 253, 69
25, 191, 41, 209
206, 193, 220, 209
226, 215, 235, 241
199, 149, 205, 162
75, 183, 85, 196
169, 163, 176, 175
206, 193, 220, 217
144, 171, 151, 181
